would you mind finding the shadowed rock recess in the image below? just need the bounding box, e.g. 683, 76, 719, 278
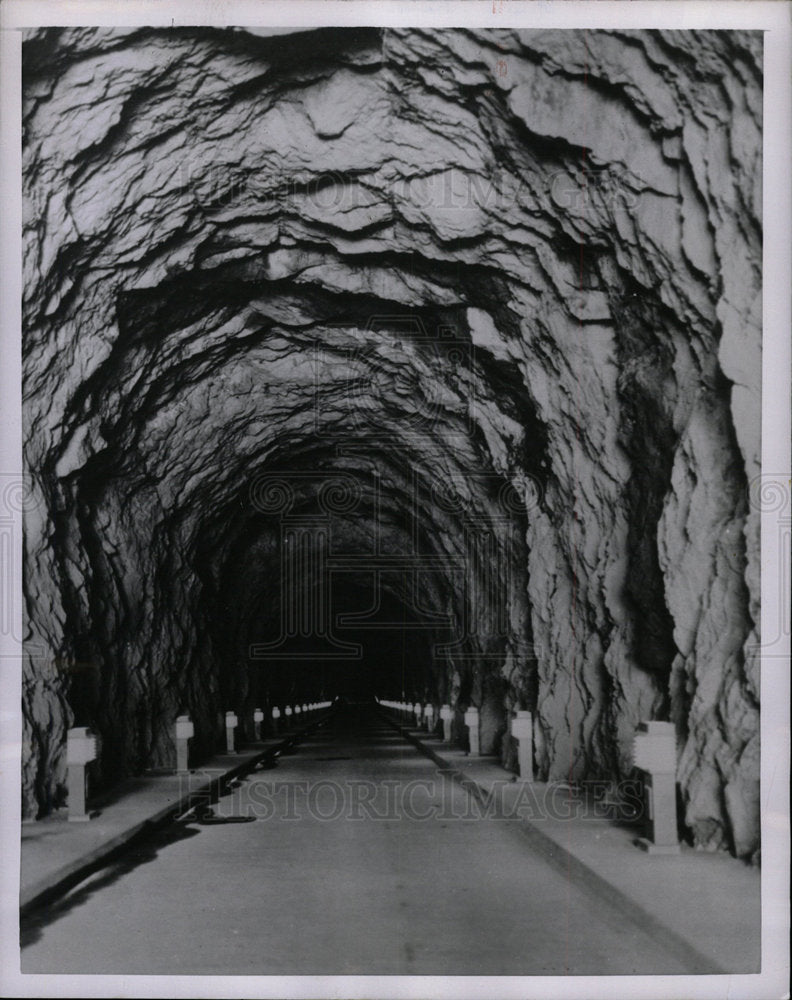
21, 27, 761, 860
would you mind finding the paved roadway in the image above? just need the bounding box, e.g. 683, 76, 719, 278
22, 704, 692, 975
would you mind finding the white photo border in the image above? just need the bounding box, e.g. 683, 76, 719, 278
1, 2, 789, 998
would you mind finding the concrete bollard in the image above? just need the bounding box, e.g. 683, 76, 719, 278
175, 715, 194, 774
253, 708, 264, 741
511, 711, 534, 781
440, 704, 452, 742
633, 721, 680, 854
225, 711, 238, 754
464, 706, 480, 756
271, 706, 281, 734
67, 727, 98, 822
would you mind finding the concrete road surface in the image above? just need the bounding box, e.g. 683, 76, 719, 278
22, 705, 693, 975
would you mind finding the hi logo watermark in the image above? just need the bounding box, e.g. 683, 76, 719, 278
246, 462, 543, 664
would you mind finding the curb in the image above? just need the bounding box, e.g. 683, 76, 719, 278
20, 714, 331, 918
382, 711, 726, 976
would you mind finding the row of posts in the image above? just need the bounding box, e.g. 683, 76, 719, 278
67, 702, 679, 852
216, 701, 332, 755
379, 699, 533, 781
65, 700, 333, 823
378, 700, 679, 853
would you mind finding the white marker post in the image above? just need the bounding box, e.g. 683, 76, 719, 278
225, 711, 238, 754
440, 704, 453, 742
511, 711, 534, 781
633, 721, 680, 854
464, 706, 480, 756
67, 727, 98, 822
253, 708, 264, 741
175, 715, 194, 774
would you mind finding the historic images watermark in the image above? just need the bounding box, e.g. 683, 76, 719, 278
242, 311, 545, 665
2, 473, 44, 658
245, 470, 541, 664
177, 771, 645, 824
175, 161, 642, 216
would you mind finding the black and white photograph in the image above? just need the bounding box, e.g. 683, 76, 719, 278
0, 1, 789, 997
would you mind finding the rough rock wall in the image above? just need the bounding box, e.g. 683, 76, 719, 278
21, 27, 761, 858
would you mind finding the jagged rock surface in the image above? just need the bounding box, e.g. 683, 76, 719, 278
21, 27, 761, 858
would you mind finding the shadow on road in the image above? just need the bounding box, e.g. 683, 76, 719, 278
20, 822, 202, 950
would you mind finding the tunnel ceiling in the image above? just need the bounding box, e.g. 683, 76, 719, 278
21, 26, 761, 859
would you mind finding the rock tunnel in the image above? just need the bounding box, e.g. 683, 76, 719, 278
21, 26, 761, 861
